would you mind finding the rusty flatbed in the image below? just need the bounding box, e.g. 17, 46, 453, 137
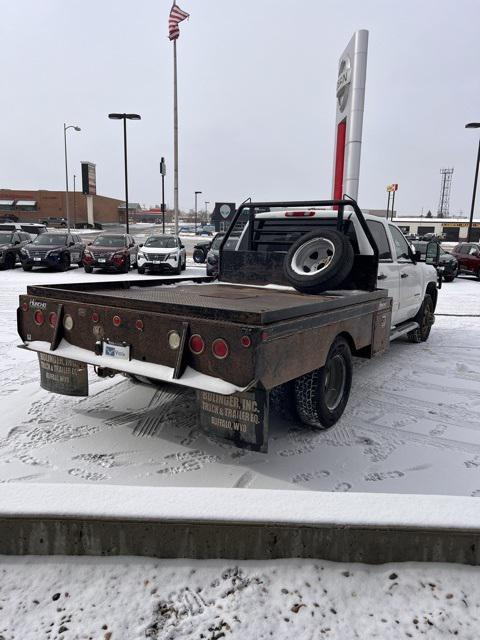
26, 279, 388, 325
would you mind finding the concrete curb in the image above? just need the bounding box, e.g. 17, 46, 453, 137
1, 484, 479, 564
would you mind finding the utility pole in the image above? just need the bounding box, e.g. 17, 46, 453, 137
160, 157, 166, 234
194, 191, 202, 234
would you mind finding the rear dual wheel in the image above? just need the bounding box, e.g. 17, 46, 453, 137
294, 336, 353, 429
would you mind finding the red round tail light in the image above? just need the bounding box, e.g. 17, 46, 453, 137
212, 338, 229, 359
21, 302, 28, 312
91, 311, 100, 323
135, 319, 144, 331
112, 315, 122, 327
241, 335, 252, 348
33, 310, 45, 326
189, 334, 205, 355
48, 312, 58, 328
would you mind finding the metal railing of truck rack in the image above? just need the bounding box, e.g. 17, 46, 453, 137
219, 197, 379, 260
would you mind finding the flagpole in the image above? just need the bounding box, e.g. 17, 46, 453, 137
173, 38, 179, 236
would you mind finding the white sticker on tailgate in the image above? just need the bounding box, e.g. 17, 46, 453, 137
102, 342, 131, 360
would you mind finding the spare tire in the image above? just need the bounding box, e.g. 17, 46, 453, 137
283, 229, 354, 293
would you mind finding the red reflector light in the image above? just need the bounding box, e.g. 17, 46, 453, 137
34, 310, 45, 326
189, 334, 205, 355
212, 338, 229, 359
21, 302, 28, 312
285, 210, 316, 217
135, 319, 144, 331
91, 312, 100, 323
112, 315, 122, 327
48, 312, 58, 328
241, 335, 252, 348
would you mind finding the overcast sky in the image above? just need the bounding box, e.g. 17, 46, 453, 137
1, 0, 479, 215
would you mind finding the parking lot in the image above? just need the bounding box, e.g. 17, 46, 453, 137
1, 266, 479, 496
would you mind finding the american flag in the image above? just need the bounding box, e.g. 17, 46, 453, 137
169, 4, 189, 41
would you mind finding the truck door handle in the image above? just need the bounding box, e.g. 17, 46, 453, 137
401, 273, 409, 278
377, 274, 387, 280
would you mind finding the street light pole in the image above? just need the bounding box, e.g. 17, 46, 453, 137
194, 191, 202, 234
73, 174, 76, 229
204, 201, 209, 225
63, 123, 81, 232
108, 113, 141, 235
466, 123, 480, 242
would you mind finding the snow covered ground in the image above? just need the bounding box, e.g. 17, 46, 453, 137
0, 268, 479, 495
1, 556, 479, 639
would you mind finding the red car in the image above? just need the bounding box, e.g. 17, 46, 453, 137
82, 233, 138, 273
450, 243, 480, 279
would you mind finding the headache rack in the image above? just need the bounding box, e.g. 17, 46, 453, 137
219, 198, 380, 290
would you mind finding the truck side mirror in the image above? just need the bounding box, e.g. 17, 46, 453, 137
425, 241, 440, 266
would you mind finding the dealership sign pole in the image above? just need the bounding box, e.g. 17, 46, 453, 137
169, 4, 190, 236
332, 31, 369, 202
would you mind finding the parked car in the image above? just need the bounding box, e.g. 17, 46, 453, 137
0, 214, 19, 222
206, 233, 225, 277
451, 242, 480, 279
82, 233, 138, 273
19, 223, 47, 236
137, 235, 186, 274
199, 225, 215, 236
20, 232, 84, 271
41, 216, 67, 228
0, 230, 32, 269
412, 240, 458, 282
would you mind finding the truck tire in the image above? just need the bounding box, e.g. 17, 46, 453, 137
84, 265, 93, 274
283, 229, 354, 294
294, 336, 352, 429
193, 249, 206, 263
59, 254, 70, 272
407, 294, 434, 343
22, 264, 32, 271
5, 253, 16, 269
138, 266, 146, 275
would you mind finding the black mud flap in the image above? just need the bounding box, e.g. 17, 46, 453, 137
38, 352, 89, 396
197, 388, 269, 453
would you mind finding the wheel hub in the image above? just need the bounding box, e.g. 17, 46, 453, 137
291, 238, 335, 276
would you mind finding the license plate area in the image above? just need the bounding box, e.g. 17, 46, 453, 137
34, 257, 41, 261
98, 258, 106, 263
102, 340, 131, 360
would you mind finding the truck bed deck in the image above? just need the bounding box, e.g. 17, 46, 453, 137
27, 278, 388, 325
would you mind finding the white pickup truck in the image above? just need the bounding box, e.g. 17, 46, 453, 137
17, 198, 440, 452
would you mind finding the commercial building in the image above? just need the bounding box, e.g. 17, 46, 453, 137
0, 189, 123, 227
390, 217, 480, 242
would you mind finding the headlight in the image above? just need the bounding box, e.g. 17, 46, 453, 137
20, 248, 29, 256
84, 250, 92, 258
137, 252, 145, 259
47, 250, 61, 257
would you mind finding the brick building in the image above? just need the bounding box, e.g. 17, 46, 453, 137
0, 189, 123, 227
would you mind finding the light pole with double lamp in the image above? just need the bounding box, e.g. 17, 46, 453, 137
465, 123, 480, 242
63, 123, 81, 231
194, 191, 202, 234
108, 113, 141, 234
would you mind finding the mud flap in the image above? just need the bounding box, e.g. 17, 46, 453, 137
38, 352, 89, 396
197, 387, 269, 453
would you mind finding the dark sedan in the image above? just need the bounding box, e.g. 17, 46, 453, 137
20, 232, 84, 271
413, 241, 458, 282
0, 230, 31, 269
82, 233, 138, 273
206, 233, 225, 277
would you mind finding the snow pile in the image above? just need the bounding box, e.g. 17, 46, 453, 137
0, 556, 479, 639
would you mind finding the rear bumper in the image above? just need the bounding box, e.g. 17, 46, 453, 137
21, 338, 246, 395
